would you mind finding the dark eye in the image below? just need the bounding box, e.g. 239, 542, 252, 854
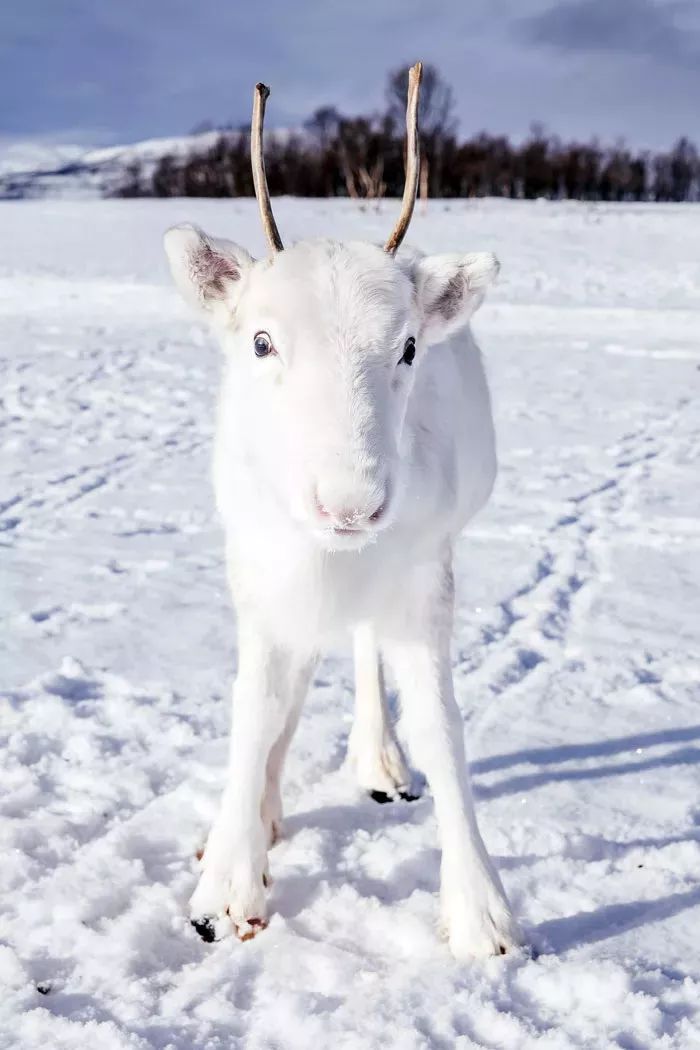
253, 331, 274, 358
400, 336, 416, 366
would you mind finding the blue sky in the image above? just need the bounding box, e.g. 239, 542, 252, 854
2, 0, 699, 150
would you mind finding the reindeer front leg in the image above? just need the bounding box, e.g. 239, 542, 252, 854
382, 561, 520, 959
190, 625, 313, 942
348, 621, 412, 802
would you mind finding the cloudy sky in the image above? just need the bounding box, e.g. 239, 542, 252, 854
2, 0, 699, 151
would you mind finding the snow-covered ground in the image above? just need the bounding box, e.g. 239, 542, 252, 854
1, 198, 699, 1049
0, 132, 219, 200
0, 130, 302, 200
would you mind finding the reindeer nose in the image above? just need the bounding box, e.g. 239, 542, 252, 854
313, 488, 386, 529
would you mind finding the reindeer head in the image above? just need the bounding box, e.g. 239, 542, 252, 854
164, 65, 499, 551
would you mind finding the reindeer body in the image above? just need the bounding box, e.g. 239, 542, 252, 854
214, 254, 497, 646
163, 65, 520, 959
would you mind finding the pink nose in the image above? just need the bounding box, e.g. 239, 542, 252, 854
313, 489, 386, 529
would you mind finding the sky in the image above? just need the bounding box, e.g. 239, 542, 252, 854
1, 0, 700, 152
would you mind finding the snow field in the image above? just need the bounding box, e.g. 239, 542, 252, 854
1, 198, 700, 1048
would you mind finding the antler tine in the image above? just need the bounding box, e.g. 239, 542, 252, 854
384, 61, 423, 256
251, 82, 284, 253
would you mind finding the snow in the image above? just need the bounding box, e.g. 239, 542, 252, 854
2, 197, 700, 1049
0, 132, 220, 200
0, 141, 87, 179
0, 130, 303, 200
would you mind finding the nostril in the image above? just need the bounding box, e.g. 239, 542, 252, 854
368, 482, 390, 524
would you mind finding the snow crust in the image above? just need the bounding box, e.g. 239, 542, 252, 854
1, 197, 700, 1048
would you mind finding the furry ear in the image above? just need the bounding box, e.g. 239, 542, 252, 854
414, 252, 500, 345
163, 223, 254, 312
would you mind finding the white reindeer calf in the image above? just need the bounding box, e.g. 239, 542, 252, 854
164, 65, 519, 958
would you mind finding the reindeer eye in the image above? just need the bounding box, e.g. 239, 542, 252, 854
400, 336, 416, 366
253, 331, 274, 358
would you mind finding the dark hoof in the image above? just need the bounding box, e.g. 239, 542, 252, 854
191, 916, 217, 943
369, 789, 420, 804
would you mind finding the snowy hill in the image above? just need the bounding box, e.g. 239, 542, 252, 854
0, 131, 224, 200
1, 198, 700, 1048
0, 141, 88, 178
0, 127, 309, 200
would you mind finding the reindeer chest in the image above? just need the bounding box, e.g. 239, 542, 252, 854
226, 527, 420, 648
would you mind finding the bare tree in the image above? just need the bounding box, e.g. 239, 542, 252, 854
386, 62, 456, 140
386, 62, 457, 198
669, 137, 698, 201
337, 117, 386, 201
304, 106, 342, 151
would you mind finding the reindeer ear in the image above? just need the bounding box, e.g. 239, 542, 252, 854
414, 252, 500, 345
163, 224, 254, 312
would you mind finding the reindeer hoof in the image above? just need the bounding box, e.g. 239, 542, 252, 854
369, 788, 420, 804
235, 916, 268, 942
191, 916, 218, 943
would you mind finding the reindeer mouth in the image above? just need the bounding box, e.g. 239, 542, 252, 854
313, 524, 377, 552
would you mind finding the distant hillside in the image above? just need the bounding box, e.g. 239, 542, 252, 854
0, 131, 223, 200
2, 125, 697, 203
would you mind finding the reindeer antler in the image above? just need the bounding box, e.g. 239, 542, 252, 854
252, 83, 284, 253
384, 62, 423, 255
252, 66, 421, 255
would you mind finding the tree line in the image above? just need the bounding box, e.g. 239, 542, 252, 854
116, 65, 700, 203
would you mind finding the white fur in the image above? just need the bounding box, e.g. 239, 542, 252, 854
164, 224, 520, 957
